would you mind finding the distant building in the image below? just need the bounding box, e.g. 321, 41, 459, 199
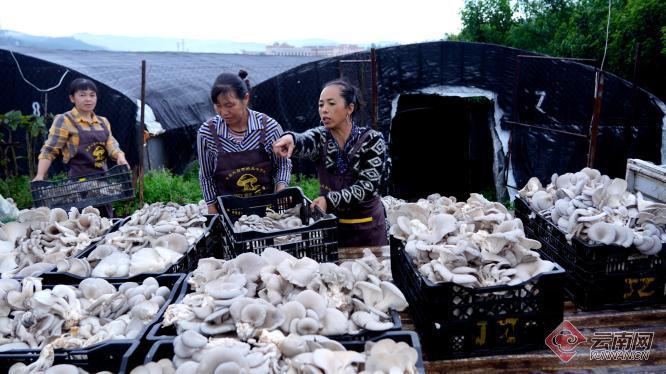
265, 42, 365, 57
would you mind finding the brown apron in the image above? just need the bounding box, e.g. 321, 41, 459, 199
317, 129, 388, 247
209, 114, 274, 198
65, 112, 113, 218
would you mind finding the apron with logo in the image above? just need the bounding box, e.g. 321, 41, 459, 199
65, 112, 113, 217
317, 129, 388, 247
209, 114, 274, 198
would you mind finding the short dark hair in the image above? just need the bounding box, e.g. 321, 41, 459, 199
323, 79, 362, 116
69, 78, 98, 95
210, 70, 251, 104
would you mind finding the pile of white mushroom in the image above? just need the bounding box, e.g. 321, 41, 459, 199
519, 167, 665, 255
233, 204, 318, 245
0, 207, 113, 278
56, 202, 209, 278
385, 193, 555, 288
129, 329, 419, 374
163, 247, 407, 341
234, 205, 308, 233
0, 276, 171, 353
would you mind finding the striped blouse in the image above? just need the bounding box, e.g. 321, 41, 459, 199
197, 110, 292, 205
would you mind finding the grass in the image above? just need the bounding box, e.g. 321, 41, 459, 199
113, 166, 203, 217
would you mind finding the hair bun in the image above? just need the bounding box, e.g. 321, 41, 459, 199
238, 69, 248, 79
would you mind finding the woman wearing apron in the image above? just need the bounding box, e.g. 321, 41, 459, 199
272, 79, 389, 247
34, 78, 128, 217
197, 71, 292, 214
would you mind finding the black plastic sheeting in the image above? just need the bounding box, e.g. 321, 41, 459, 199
251, 51, 371, 175
251, 41, 665, 198
0, 48, 316, 175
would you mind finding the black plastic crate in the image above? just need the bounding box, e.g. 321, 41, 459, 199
0, 341, 139, 374
565, 266, 665, 310
41, 215, 218, 281
30, 164, 134, 210
12, 216, 129, 280
0, 273, 185, 373
218, 187, 338, 262
529, 237, 665, 310
146, 273, 401, 342
390, 236, 565, 360
515, 197, 666, 310
515, 197, 666, 274
202, 213, 223, 261
141, 331, 425, 373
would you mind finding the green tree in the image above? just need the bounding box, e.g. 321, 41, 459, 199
459, 0, 515, 44
457, 0, 666, 100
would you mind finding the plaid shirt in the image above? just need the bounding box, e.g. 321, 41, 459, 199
38, 108, 124, 163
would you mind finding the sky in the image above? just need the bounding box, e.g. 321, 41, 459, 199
0, 0, 464, 44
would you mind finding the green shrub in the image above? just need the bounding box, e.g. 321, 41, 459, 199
291, 175, 320, 201
112, 167, 322, 217
113, 168, 203, 217
182, 161, 199, 182
0, 175, 31, 209
143, 168, 202, 204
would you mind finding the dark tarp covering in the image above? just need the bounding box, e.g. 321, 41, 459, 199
250, 41, 665, 199
0, 48, 316, 174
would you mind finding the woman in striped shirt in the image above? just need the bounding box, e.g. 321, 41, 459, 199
197, 71, 291, 214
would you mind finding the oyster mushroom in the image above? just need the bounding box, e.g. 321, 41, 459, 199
199, 308, 236, 336
530, 191, 554, 211
278, 301, 306, 333
196, 343, 251, 374
261, 247, 297, 266
203, 276, 247, 300
518, 177, 543, 198
365, 338, 419, 374
374, 281, 408, 312
312, 348, 365, 373
587, 222, 617, 245
415, 213, 457, 243
229, 298, 285, 340
79, 278, 116, 300
89, 251, 130, 278
277, 257, 319, 287
319, 308, 348, 335
351, 311, 395, 331
151, 233, 189, 254
0, 221, 29, 244
293, 290, 327, 320
224, 252, 267, 283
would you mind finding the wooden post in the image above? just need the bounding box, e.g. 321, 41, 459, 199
370, 48, 378, 130
138, 60, 146, 206
587, 70, 604, 168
